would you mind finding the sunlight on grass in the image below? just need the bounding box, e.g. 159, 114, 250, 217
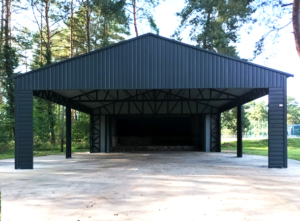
0, 142, 89, 160
222, 139, 300, 161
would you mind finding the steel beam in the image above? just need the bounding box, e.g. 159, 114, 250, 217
33, 90, 92, 114
219, 88, 268, 113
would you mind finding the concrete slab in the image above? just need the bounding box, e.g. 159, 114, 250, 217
1, 152, 300, 221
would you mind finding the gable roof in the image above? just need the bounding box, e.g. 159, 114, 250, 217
11, 33, 293, 91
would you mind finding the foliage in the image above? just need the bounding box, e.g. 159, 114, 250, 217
250, 0, 295, 58
287, 96, 300, 125
45, 0, 130, 61
0, 46, 19, 138
173, 0, 255, 57
221, 103, 251, 135
126, 0, 163, 35
72, 112, 90, 141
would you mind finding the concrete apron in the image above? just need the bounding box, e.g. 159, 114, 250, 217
1, 152, 300, 221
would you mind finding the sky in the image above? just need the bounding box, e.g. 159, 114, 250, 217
14, 0, 300, 103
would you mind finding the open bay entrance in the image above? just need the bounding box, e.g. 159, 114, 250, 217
111, 116, 199, 151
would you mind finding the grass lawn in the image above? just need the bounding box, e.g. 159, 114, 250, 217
222, 138, 300, 161
0, 142, 90, 160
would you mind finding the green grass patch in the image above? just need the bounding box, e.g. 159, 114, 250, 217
0, 141, 90, 160
222, 138, 300, 161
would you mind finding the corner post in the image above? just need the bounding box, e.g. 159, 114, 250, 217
15, 82, 33, 169
268, 85, 287, 168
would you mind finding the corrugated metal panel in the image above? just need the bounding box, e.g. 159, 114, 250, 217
268, 85, 287, 168
12, 34, 292, 91
15, 80, 33, 169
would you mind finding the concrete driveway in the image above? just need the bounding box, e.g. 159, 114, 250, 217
1, 152, 300, 221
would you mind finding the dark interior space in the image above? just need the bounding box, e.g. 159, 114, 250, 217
116, 116, 193, 146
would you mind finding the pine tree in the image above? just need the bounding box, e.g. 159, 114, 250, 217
127, 0, 162, 36
173, 0, 255, 57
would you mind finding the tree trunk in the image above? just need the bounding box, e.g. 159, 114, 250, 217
40, 7, 43, 64
86, 0, 90, 52
48, 102, 56, 144
45, 0, 56, 143
70, 0, 74, 57
4, 0, 9, 46
0, 0, 3, 103
61, 106, 64, 152
293, 0, 300, 57
133, 0, 138, 36
45, 0, 51, 64
0, 0, 4, 52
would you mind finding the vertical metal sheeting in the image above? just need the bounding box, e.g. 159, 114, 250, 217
15, 81, 33, 169
15, 34, 289, 91
268, 85, 287, 168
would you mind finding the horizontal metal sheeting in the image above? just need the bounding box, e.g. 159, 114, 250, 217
16, 34, 289, 90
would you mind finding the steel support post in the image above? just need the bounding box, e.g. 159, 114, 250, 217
237, 104, 243, 157
66, 105, 72, 158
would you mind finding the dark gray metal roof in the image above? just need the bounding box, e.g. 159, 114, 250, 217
11, 33, 293, 91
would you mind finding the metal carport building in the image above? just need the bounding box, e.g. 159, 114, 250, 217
11, 33, 293, 169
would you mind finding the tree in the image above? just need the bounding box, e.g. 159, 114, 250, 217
287, 96, 300, 125
55, 0, 129, 56
252, 0, 300, 58
126, 0, 162, 36
293, 0, 300, 56
245, 101, 268, 135
0, 0, 19, 137
30, 0, 70, 144
221, 104, 250, 135
173, 0, 255, 57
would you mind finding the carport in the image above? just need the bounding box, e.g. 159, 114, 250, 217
11, 33, 293, 169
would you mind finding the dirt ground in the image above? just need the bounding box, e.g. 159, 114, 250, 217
1, 152, 300, 221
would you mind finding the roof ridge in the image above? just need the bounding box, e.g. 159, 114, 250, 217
8, 33, 293, 80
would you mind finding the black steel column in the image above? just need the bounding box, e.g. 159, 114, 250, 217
90, 114, 93, 153
66, 105, 72, 158
237, 104, 243, 157
218, 112, 221, 152
105, 115, 111, 153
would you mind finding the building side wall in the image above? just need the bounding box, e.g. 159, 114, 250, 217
15, 82, 33, 169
